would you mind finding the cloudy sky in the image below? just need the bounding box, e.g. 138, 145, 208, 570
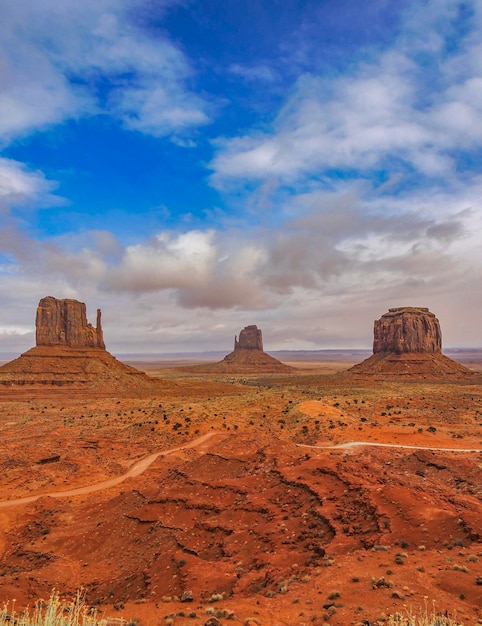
1, 0, 482, 354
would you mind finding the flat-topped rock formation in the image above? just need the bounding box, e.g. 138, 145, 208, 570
373, 307, 441, 354
218, 325, 295, 372
179, 325, 295, 374
0, 297, 157, 391
235, 324, 263, 351
36, 296, 105, 349
346, 307, 474, 379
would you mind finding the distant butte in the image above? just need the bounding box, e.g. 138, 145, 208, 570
179, 325, 295, 373
0, 296, 156, 390
209, 325, 295, 373
346, 307, 474, 379
235, 324, 263, 351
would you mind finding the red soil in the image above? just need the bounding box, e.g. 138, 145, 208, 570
0, 361, 480, 626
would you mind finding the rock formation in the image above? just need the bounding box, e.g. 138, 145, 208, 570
219, 324, 294, 372
179, 325, 295, 373
235, 325, 263, 351
36, 296, 105, 349
373, 307, 441, 354
0, 296, 156, 390
347, 306, 473, 379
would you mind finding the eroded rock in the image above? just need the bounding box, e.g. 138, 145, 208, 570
178, 325, 294, 373
36, 296, 105, 349
0, 296, 158, 390
373, 307, 441, 354
347, 306, 473, 379
234, 325, 263, 351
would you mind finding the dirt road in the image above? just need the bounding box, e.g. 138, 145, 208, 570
1, 433, 479, 509
298, 441, 482, 452
0, 431, 225, 509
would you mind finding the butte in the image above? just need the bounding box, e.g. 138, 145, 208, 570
346, 306, 474, 379
187, 324, 294, 373
0, 296, 157, 391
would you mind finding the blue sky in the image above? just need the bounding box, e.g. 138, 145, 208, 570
1, 0, 482, 353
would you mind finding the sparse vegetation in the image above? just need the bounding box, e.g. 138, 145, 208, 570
0, 590, 111, 626
387, 606, 462, 625
0, 363, 480, 625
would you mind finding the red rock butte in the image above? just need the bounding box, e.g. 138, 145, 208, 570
347, 307, 473, 379
235, 324, 263, 351
0, 296, 156, 390
215, 325, 294, 372
36, 296, 106, 349
179, 325, 295, 373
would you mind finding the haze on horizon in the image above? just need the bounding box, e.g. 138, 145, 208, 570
1, 0, 482, 354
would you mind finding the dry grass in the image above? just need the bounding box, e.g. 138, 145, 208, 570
0, 590, 465, 626
388, 605, 462, 625
0, 591, 114, 626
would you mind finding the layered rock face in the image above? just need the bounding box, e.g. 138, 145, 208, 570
347, 306, 473, 379
0, 296, 156, 390
221, 324, 294, 371
36, 296, 105, 349
234, 325, 264, 351
373, 307, 442, 354
181, 325, 294, 373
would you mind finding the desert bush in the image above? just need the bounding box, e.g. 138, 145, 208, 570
452, 564, 468, 572
0, 590, 111, 626
387, 606, 462, 625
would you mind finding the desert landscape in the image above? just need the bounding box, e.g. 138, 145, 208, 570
0, 300, 480, 626
4, 3, 482, 625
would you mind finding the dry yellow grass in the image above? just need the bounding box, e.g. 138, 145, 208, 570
387, 606, 462, 625
0, 590, 113, 626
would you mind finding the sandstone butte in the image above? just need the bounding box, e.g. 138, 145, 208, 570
216, 325, 295, 372
0, 296, 157, 391
180, 324, 295, 373
36, 295, 106, 349
346, 306, 474, 379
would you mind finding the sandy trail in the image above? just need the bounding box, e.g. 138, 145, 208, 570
0, 431, 225, 509
1, 433, 480, 509
298, 441, 482, 452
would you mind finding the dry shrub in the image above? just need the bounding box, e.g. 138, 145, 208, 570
0, 590, 113, 626
387, 605, 462, 626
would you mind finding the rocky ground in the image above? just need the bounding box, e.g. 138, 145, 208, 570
0, 356, 480, 626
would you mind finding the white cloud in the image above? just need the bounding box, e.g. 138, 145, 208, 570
0, 187, 481, 352
0, 0, 208, 144
1, 1, 482, 352
177, 241, 269, 309
0, 158, 64, 212
211, 2, 482, 185
105, 230, 218, 292
116, 85, 208, 136
229, 63, 278, 83
1, 180, 479, 306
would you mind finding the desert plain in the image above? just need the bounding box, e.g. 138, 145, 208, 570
0, 351, 481, 626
